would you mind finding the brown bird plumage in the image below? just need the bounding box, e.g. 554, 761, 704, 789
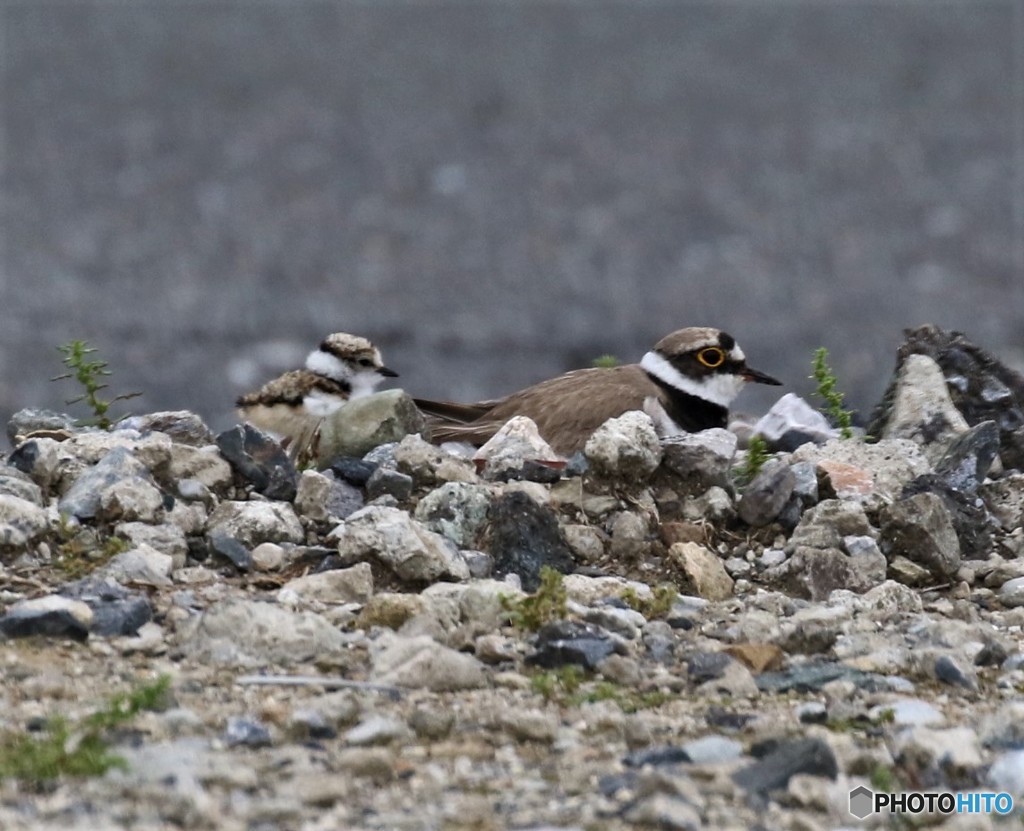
415, 327, 780, 456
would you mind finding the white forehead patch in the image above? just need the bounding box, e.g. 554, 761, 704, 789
640, 351, 746, 408
729, 344, 745, 362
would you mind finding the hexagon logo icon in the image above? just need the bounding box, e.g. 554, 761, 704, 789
849, 786, 874, 820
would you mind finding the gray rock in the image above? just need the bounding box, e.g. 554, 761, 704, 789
789, 499, 874, 550
892, 726, 983, 778
207, 533, 253, 571
791, 438, 931, 507
370, 634, 487, 690
393, 433, 476, 486
583, 411, 662, 482
732, 738, 838, 793
414, 481, 492, 549
6, 408, 76, 444
486, 490, 574, 591
316, 389, 427, 462
58, 446, 154, 520
660, 428, 737, 495
766, 546, 858, 600
294, 469, 334, 521
874, 698, 944, 727
608, 510, 650, 560
8, 437, 63, 492
97, 544, 174, 586
206, 500, 305, 548
0, 595, 93, 641
59, 577, 153, 637
842, 535, 887, 591
365, 466, 414, 502
335, 505, 469, 583
166, 443, 234, 494
283, 562, 374, 603
179, 598, 351, 666
118, 410, 215, 446
526, 620, 617, 670
934, 420, 1000, 492
681, 486, 735, 524
879, 353, 970, 463
0, 493, 51, 554
0, 467, 44, 505
97, 474, 165, 524
67, 430, 173, 474
999, 576, 1024, 607
738, 459, 796, 526
980, 473, 1024, 530
495, 707, 559, 743
880, 491, 961, 580
682, 735, 744, 764
409, 705, 456, 739
215, 423, 297, 501
114, 520, 188, 564
667, 542, 734, 601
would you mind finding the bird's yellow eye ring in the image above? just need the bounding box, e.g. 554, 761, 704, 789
697, 347, 725, 368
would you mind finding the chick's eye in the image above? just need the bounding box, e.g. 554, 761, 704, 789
357, 358, 374, 367
697, 348, 725, 368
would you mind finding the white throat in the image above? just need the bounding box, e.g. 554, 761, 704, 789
348, 372, 384, 399
640, 351, 745, 408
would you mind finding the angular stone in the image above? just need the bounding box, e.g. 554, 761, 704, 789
216, 423, 298, 501
97, 544, 174, 586
660, 428, 738, 495
738, 459, 795, 526
934, 420, 1000, 492
753, 393, 838, 447
486, 490, 574, 591
316, 389, 427, 462
668, 542, 733, 601
789, 499, 874, 550
59, 577, 152, 637
791, 439, 931, 507
880, 492, 961, 579
66, 430, 173, 475
414, 482, 492, 549
6, 408, 75, 444
284, 562, 374, 604
732, 738, 838, 793
8, 438, 63, 492
364, 467, 414, 502
583, 411, 662, 482
765, 546, 857, 601
179, 598, 350, 666
370, 634, 486, 690
208, 534, 253, 571
167, 444, 233, 493
979, 473, 1024, 530
816, 459, 874, 501
0, 595, 93, 641
474, 416, 562, 478
334, 505, 468, 583
59, 446, 154, 521
561, 524, 608, 564
526, 620, 616, 670
118, 410, 214, 446
206, 500, 305, 548
114, 521, 189, 564
0, 494, 50, 555
393, 433, 477, 487
294, 469, 335, 522
0, 468, 43, 505
97, 475, 165, 524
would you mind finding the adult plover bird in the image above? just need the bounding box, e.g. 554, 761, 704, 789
237, 333, 397, 460
415, 327, 780, 456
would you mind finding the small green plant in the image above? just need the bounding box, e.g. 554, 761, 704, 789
0, 675, 172, 783
530, 665, 585, 701
810, 346, 854, 439
869, 763, 897, 793
621, 585, 678, 620
570, 682, 672, 713
502, 566, 568, 630
53, 518, 130, 577
53, 340, 141, 429
592, 354, 620, 369
736, 434, 771, 485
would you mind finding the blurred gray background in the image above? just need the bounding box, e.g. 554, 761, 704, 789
2, 1, 1023, 437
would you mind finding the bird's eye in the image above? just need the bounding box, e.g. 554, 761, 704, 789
357, 358, 374, 368
697, 347, 725, 368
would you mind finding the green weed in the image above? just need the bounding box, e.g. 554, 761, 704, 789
53, 340, 141, 429
810, 347, 854, 439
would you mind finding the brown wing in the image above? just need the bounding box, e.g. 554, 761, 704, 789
413, 397, 500, 424
426, 365, 656, 455
236, 370, 343, 408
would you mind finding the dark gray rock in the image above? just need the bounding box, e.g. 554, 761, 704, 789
215, 423, 298, 501
623, 745, 692, 767
486, 491, 574, 591
737, 459, 796, 527
934, 655, 978, 690
880, 491, 962, 580
59, 578, 152, 637
659, 429, 737, 496
764, 546, 858, 601
0, 597, 91, 641
868, 325, 1024, 471
208, 533, 254, 572
365, 467, 414, 502
329, 457, 378, 487
755, 662, 882, 693
526, 620, 616, 670
934, 420, 1000, 491
685, 651, 734, 684
732, 738, 838, 793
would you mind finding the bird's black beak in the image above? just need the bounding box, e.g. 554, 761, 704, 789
741, 366, 782, 386
379, 366, 400, 378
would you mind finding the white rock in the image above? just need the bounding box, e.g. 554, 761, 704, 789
252, 542, 286, 572
167, 444, 233, 493
295, 469, 334, 522
584, 410, 662, 481
882, 354, 970, 463
754, 392, 839, 445
0, 494, 51, 551
892, 726, 983, 770
668, 542, 734, 601
335, 505, 469, 582
98, 544, 174, 586
370, 634, 487, 690
473, 416, 561, 475
283, 562, 374, 604
206, 500, 305, 547
98, 476, 165, 523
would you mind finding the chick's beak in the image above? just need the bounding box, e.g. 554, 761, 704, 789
741, 366, 782, 386
379, 366, 400, 378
